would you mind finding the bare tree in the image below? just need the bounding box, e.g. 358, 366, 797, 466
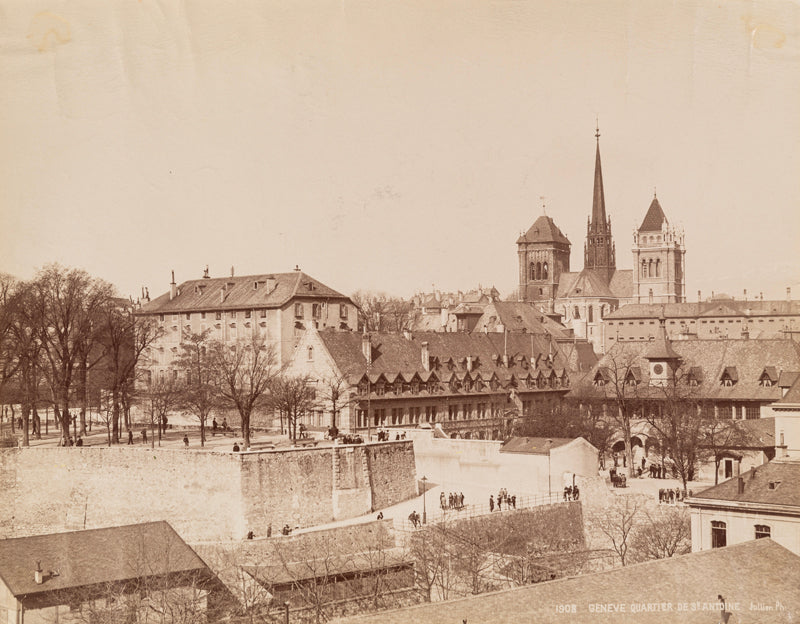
140, 375, 183, 447
175, 330, 219, 447
351, 291, 415, 332
701, 415, 757, 485
269, 374, 317, 443
628, 506, 691, 563
208, 334, 278, 449
316, 371, 350, 436
589, 496, 641, 566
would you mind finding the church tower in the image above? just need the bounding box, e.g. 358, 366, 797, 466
632, 194, 686, 304
517, 214, 571, 309
584, 126, 616, 283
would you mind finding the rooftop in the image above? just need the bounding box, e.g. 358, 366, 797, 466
517, 214, 571, 246
689, 459, 800, 509
0, 522, 212, 598
335, 539, 800, 624
139, 271, 350, 314
499, 437, 575, 454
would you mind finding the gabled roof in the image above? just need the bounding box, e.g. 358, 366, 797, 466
778, 371, 800, 388
475, 302, 571, 339
689, 459, 800, 508
517, 215, 571, 246
777, 375, 800, 404
570, 338, 800, 402
0, 522, 212, 598
644, 318, 680, 360
760, 366, 779, 382
139, 271, 350, 314
338, 539, 800, 624
638, 196, 668, 232
720, 366, 738, 382
499, 437, 574, 454
606, 299, 800, 320
555, 269, 633, 300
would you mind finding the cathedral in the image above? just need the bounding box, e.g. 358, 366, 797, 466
517, 128, 686, 350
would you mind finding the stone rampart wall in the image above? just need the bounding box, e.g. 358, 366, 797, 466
0, 441, 416, 542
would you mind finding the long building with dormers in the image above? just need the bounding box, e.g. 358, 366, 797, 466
517, 128, 686, 352
137, 268, 359, 380
285, 328, 597, 439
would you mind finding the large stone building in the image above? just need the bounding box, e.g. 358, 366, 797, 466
568, 318, 800, 481
517, 128, 686, 351
137, 267, 358, 378
285, 328, 597, 439
602, 294, 800, 352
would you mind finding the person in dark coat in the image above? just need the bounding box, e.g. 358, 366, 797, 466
489, 495, 495, 512
127, 429, 134, 445
232, 442, 240, 452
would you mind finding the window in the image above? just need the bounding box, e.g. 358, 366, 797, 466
245, 310, 251, 319
745, 404, 760, 420
312, 303, 322, 319
375, 382, 385, 396
185, 312, 191, 320
718, 403, 733, 419
754, 524, 771, 539
711, 521, 726, 548
260, 309, 267, 318
201, 312, 207, 319
159, 314, 165, 322
588, 305, 594, 323
391, 408, 402, 425
339, 304, 348, 320
215, 311, 222, 321
295, 303, 304, 318
448, 404, 458, 420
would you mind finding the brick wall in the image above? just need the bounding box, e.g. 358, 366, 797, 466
0, 442, 416, 542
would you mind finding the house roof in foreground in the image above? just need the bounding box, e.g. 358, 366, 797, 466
334, 539, 800, 624
0, 522, 211, 599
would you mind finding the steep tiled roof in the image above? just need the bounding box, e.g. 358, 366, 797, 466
475, 302, 570, 339
590, 138, 608, 229
0, 522, 212, 598
139, 271, 350, 314
499, 437, 574, 454
689, 459, 800, 508
336, 539, 800, 624
517, 215, 571, 246
735, 417, 776, 448
570, 338, 800, 401
638, 197, 668, 232
777, 375, 800, 404
316, 330, 576, 384
555, 269, 633, 300
607, 299, 800, 320
644, 318, 680, 360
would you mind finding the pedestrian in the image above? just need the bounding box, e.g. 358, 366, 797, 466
212, 418, 218, 436
511, 494, 516, 508
141, 429, 147, 444
572, 486, 579, 501
641, 456, 646, 472
222, 418, 228, 431
564, 486, 569, 502
183, 434, 189, 448
76, 436, 83, 447
377, 511, 384, 520
162, 414, 168, 434
267, 523, 272, 538
232, 442, 240, 452
489, 495, 495, 512
440, 492, 446, 510
459, 492, 464, 509
408, 511, 418, 528
127, 429, 134, 445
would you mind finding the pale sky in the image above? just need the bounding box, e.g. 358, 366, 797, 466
1, 0, 799, 302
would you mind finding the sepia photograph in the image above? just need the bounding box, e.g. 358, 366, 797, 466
1, 0, 799, 622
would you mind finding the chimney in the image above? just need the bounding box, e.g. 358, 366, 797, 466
169, 271, 177, 300
467, 355, 473, 372
34, 561, 43, 584
203, 265, 210, 279
760, 292, 764, 301
743, 288, 747, 301
737, 476, 744, 494
265, 275, 276, 293
421, 341, 430, 372
697, 290, 701, 302
361, 333, 372, 365
220, 285, 226, 303
230, 266, 235, 277
788, 287, 792, 302
144, 287, 150, 302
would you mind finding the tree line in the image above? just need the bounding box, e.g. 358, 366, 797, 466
0, 265, 335, 449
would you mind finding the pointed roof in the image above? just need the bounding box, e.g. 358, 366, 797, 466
590, 130, 607, 228
639, 196, 668, 232
517, 215, 571, 246
644, 315, 681, 360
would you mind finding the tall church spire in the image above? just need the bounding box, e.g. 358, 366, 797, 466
591, 123, 608, 232
584, 123, 616, 276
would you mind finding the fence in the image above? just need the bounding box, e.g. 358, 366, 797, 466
399, 492, 566, 532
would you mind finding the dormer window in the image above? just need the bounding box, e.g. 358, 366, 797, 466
720, 366, 738, 387
375, 382, 385, 396
759, 367, 778, 387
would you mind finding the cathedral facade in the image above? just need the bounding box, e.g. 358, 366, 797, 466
517, 129, 686, 351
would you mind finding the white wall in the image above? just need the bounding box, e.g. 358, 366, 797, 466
690, 506, 800, 555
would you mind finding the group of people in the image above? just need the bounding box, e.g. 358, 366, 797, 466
339, 433, 364, 444
659, 488, 691, 504
375, 429, 407, 441
408, 510, 422, 528
126, 428, 149, 445
62, 436, 83, 447
489, 489, 516, 512
646, 462, 669, 479
440, 491, 465, 511
609, 466, 628, 488
563, 485, 580, 501
211, 418, 230, 436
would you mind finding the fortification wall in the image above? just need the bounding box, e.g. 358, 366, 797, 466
0, 441, 416, 542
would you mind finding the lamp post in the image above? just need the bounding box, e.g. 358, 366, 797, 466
421, 475, 428, 524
